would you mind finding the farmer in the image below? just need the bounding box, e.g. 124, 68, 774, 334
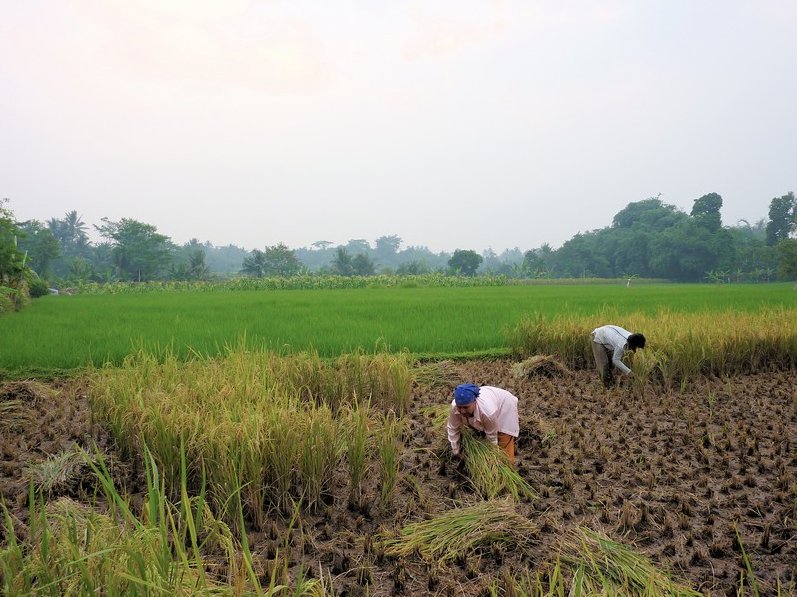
447, 383, 520, 465
590, 324, 646, 388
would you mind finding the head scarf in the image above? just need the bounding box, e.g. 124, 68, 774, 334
454, 383, 480, 406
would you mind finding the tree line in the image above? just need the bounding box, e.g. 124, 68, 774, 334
3, 191, 797, 301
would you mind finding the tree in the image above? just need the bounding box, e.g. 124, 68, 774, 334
448, 249, 483, 276
330, 247, 354, 276
311, 240, 333, 251
375, 234, 401, 265
396, 260, 430, 275
172, 249, 211, 280
691, 192, 723, 233
351, 253, 375, 276
48, 210, 89, 249
17, 220, 60, 278
776, 239, 797, 280
766, 192, 796, 246
262, 243, 302, 276
345, 239, 371, 254
612, 197, 687, 231
95, 218, 173, 281
0, 199, 34, 308
241, 250, 267, 277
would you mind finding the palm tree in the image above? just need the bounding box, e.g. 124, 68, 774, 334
330, 247, 354, 276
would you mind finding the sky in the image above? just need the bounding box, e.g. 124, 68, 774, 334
2, 1, 795, 254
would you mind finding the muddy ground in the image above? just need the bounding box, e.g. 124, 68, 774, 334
1, 361, 796, 596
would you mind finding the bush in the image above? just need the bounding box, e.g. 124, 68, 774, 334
29, 278, 50, 298
0, 287, 14, 313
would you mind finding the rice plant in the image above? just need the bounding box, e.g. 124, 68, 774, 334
375, 410, 403, 508
460, 427, 536, 501
88, 347, 415, 522
380, 498, 537, 562
0, 446, 286, 596
345, 399, 371, 510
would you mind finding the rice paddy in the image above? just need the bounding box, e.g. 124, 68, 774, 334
1, 282, 796, 595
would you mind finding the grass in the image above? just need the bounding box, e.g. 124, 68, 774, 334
1, 283, 795, 375
0, 447, 316, 596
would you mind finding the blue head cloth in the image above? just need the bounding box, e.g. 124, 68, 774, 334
454, 383, 480, 406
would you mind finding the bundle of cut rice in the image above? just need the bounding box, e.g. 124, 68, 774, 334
512, 355, 570, 379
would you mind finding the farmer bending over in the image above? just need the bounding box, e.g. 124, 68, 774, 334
590, 324, 646, 388
447, 383, 519, 465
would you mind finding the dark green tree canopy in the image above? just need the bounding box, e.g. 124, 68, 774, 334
95, 218, 173, 281
612, 198, 687, 231
17, 220, 60, 278
691, 193, 723, 233
448, 249, 483, 276
241, 244, 301, 277
766, 192, 796, 246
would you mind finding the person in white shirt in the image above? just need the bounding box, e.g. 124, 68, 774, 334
590, 324, 646, 388
446, 383, 520, 465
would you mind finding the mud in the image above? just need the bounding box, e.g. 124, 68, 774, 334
1, 361, 796, 596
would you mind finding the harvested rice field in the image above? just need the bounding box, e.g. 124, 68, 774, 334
1, 360, 796, 595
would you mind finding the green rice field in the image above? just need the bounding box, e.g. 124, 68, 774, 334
2, 282, 795, 376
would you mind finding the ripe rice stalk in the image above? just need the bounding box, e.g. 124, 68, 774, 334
508, 307, 797, 384
345, 399, 371, 510
560, 526, 701, 597
461, 427, 536, 501
297, 405, 341, 512
380, 498, 537, 562
375, 410, 403, 508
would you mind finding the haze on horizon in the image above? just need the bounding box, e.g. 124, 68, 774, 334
2, 1, 795, 254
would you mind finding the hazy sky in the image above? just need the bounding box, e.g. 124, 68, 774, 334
2, 1, 795, 253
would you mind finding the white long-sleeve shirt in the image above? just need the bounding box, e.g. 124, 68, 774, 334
447, 386, 519, 455
591, 324, 633, 375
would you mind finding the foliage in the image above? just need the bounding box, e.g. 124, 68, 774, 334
16, 220, 60, 278
28, 277, 50, 298
241, 243, 302, 277
448, 249, 483, 276
766, 191, 796, 246
95, 217, 173, 281
0, 199, 33, 310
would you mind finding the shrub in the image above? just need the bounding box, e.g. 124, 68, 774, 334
29, 278, 50, 298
